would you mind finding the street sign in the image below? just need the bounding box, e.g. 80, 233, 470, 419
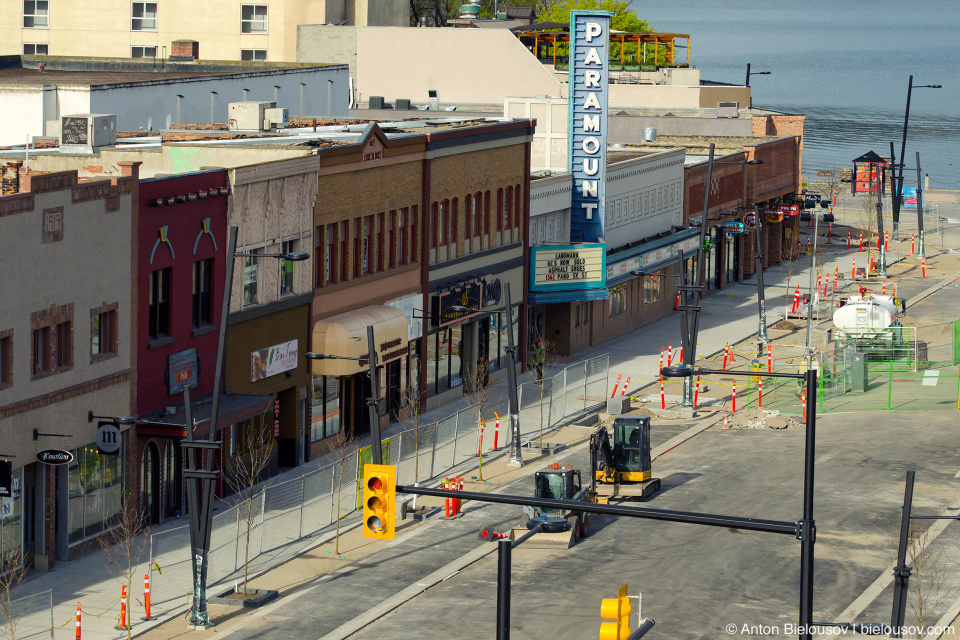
36, 449, 74, 465
744, 212, 757, 229
721, 221, 746, 234
817, 170, 835, 177
96, 421, 122, 455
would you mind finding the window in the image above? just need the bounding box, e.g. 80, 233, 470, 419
23, 0, 48, 28
33, 327, 50, 374
376, 213, 384, 271
240, 4, 268, 33
362, 216, 371, 274
514, 185, 521, 229
398, 209, 406, 265
340, 221, 349, 280
242, 249, 259, 306
131, 46, 156, 58
388, 211, 396, 268
280, 240, 296, 294
149, 267, 171, 339
411, 206, 418, 259
131, 2, 157, 30
23, 43, 48, 54
91, 306, 118, 360
465, 197, 473, 239
192, 259, 212, 328
483, 191, 491, 234
240, 49, 267, 61
324, 223, 336, 284
353, 219, 361, 277
0, 331, 10, 387
54, 321, 72, 368
310, 375, 341, 442
67, 444, 123, 545
451, 199, 458, 248
644, 273, 663, 304
504, 186, 513, 231
473, 193, 482, 238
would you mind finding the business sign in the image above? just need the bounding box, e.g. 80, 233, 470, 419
721, 221, 746, 234
744, 212, 757, 229
901, 186, 918, 209
36, 450, 74, 465
817, 170, 835, 177
606, 234, 700, 281
96, 421, 122, 455
0, 461, 11, 498
568, 11, 611, 244
431, 281, 483, 328
168, 348, 199, 396
777, 204, 799, 217
251, 339, 299, 382
531, 244, 606, 292
766, 212, 784, 223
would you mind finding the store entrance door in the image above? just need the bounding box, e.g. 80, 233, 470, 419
344, 373, 372, 439
386, 360, 402, 419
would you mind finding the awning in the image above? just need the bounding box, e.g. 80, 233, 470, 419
311, 305, 409, 376
136, 393, 273, 438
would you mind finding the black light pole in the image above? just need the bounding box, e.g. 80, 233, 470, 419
502, 283, 523, 467
744, 64, 770, 108
889, 470, 915, 638
661, 364, 817, 640
753, 206, 769, 349
183, 226, 308, 627
915, 152, 926, 257
892, 76, 941, 237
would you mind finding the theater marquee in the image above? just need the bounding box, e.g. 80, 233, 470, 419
530, 244, 606, 292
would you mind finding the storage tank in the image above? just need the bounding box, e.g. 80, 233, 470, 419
833, 295, 899, 336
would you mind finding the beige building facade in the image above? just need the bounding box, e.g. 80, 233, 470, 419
2, 0, 407, 62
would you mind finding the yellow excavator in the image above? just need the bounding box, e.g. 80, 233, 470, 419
589, 416, 661, 502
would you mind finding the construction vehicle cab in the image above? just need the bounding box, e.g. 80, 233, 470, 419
518, 463, 592, 546
590, 416, 660, 502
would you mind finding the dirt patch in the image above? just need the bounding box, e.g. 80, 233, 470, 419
723, 408, 803, 430
772, 320, 799, 330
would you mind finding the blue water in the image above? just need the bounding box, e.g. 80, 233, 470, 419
632, 0, 960, 187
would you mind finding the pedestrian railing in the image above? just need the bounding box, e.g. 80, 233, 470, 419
148, 354, 609, 604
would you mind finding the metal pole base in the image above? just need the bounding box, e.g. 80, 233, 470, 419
507, 456, 524, 468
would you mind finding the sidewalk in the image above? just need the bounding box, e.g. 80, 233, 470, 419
13, 210, 960, 640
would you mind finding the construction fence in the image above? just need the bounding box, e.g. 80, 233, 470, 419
146, 354, 609, 605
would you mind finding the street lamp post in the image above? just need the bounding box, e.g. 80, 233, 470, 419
801, 200, 832, 369
305, 327, 385, 465
662, 364, 818, 640
753, 206, 769, 348
744, 63, 771, 109
891, 75, 941, 240
182, 225, 308, 628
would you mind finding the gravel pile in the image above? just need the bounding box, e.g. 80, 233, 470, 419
724, 408, 801, 430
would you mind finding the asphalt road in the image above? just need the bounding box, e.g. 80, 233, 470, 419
221, 412, 960, 640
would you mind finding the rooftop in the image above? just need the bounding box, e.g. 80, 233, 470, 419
0, 55, 343, 88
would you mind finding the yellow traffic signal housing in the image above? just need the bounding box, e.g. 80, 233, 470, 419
599, 584, 632, 640
362, 463, 396, 540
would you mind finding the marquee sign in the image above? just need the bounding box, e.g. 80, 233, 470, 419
531, 244, 606, 292
567, 11, 611, 244
606, 233, 700, 281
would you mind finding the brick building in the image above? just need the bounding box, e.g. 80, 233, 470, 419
0, 167, 136, 567
307, 119, 535, 454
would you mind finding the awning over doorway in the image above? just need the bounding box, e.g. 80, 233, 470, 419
136, 393, 274, 438
311, 305, 409, 376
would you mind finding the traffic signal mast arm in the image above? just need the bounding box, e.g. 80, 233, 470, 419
396, 484, 798, 536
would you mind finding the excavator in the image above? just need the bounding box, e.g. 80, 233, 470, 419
589, 415, 661, 502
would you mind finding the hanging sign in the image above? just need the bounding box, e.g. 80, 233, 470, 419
0, 461, 11, 498
36, 450, 74, 465
766, 212, 783, 223
744, 212, 757, 229
250, 339, 299, 382
96, 421, 122, 455
568, 10, 611, 243
721, 221, 746, 234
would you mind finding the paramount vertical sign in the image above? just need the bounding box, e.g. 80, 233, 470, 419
568, 11, 611, 244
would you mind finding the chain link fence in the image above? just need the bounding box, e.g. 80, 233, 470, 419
148, 354, 608, 605
9, 589, 53, 640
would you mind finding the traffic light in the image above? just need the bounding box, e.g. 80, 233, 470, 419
362, 463, 396, 540
599, 583, 631, 640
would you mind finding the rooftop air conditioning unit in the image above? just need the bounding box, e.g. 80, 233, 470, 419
60, 114, 116, 151
228, 101, 276, 131
264, 107, 288, 130
716, 102, 740, 118
428, 89, 439, 111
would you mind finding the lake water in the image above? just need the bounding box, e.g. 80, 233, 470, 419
633, 0, 960, 188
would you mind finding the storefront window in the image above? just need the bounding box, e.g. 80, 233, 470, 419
437, 329, 451, 391
68, 443, 123, 545
310, 374, 342, 442
511, 306, 520, 362
643, 272, 662, 304
488, 314, 501, 373
427, 333, 438, 394
449, 325, 462, 389
0, 468, 22, 557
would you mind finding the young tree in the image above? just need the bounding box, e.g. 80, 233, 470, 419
778, 218, 801, 318
98, 486, 150, 640
329, 428, 355, 555
398, 382, 428, 489
907, 521, 947, 632
224, 415, 276, 597
463, 357, 498, 482
0, 550, 28, 640
527, 334, 555, 447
